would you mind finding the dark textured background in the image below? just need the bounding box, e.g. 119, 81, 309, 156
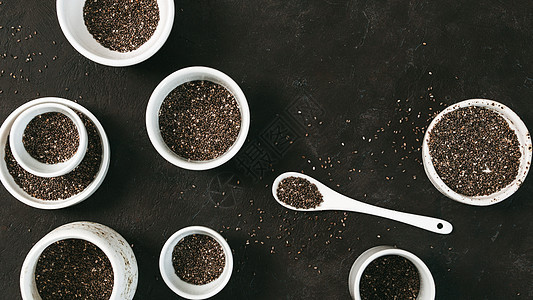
1, 0, 533, 299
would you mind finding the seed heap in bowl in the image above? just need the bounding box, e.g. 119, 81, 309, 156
172, 234, 225, 285
35, 239, 114, 300
360, 255, 420, 300
4, 111, 103, 200
428, 106, 521, 196
277, 176, 324, 209
83, 0, 160, 52
23, 112, 79, 164
159, 80, 242, 161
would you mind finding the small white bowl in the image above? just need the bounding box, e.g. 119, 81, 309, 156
9, 103, 88, 177
20, 221, 138, 300
348, 245, 436, 300
56, 0, 174, 67
146, 66, 250, 170
0, 97, 111, 209
422, 99, 532, 206
159, 226, 233, 299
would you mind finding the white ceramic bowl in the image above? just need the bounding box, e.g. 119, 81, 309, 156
9, 103, 88, 177
0, 97, 111, 209
159, 226, 233, 299
57, 0, 175, 67
146, 66, 250, 170
422, 99, 532, 206
348, 246, 435, 300
20, 221, 138, 300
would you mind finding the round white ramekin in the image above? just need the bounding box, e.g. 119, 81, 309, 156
146, 66, 250, 170
20, 221, 138, 300
57, 0, 174, 67
9, 102, 88, 177
0, 97, 111, 209
159, 226, 233, 299
348, 245, 435, 300
422, 99, 532, 206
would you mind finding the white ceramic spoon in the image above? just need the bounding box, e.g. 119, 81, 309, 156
272, 172, 453, 234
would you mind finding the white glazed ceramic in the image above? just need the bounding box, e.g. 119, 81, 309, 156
348, 246, 435, 300
272, 172, 453, 234
159, 226, 233, 299
0, 97, 111, 209
9, 103, 88, 177
146, 66, 250, 170
56, 0, 175, 67
422, 99, 532, 206
20, 221, 138, 300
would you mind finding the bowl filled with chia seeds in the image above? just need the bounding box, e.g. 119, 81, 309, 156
422, 99, 532, 206
57, 0, 174, 67
9, 102, 88, 178
348, 245, 435, 300
146, 66, 250, 170
159, 226, 233, 299
20, 221, 138, 300
0, 97, 111, 209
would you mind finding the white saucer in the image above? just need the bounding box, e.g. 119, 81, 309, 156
0, 97, 111, 209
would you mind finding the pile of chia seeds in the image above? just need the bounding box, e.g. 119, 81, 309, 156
360, 255, 420, 300
23, 112, 79, 164
172, 234, 225, 285
83, 0, 160, 52
428, 106, 521, 196
159, 80, 242, 161
4, 111, 102, 200
35, 239, 114, 300
276, 176, 324, 209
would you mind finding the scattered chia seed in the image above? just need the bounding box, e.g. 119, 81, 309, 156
22, 112, 79, 164
35, 239, 113, 300
428, 106, 521, 196
4, 111, 102, 200
277, 176, 324, 209
172, 234, 225, 285
83, 0, 160, 52
159, 80, 241, 161
360, 255, 420, 300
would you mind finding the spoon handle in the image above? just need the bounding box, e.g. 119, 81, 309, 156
334, 196, 453, 234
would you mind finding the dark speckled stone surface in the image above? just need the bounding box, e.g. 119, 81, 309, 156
1, 1, 532, 299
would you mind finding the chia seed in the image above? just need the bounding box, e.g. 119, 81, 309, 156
428, 106, 521, 196
159, 80, 241, 161
172, 234, 225, 285
4, 111, 102, 200
35, 239, 114, 300
22, 112, 79, 164
83, 0, 160, 52
277, 176, 324, 209
360, 255, 420, 300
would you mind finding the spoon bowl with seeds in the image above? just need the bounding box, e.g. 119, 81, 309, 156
272, 172, 453, 234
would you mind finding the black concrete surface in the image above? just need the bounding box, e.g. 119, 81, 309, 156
1, 1, 532, 299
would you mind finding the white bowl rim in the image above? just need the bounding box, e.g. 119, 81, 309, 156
146, 66, 250, 170
0, 97, 111, 209
56, 0, 175, 67
422, 99, 532, 206
9, 102, 88, 177
159, 225, 234, 299
20, 221, 138, 300
349, 245, 436, 300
